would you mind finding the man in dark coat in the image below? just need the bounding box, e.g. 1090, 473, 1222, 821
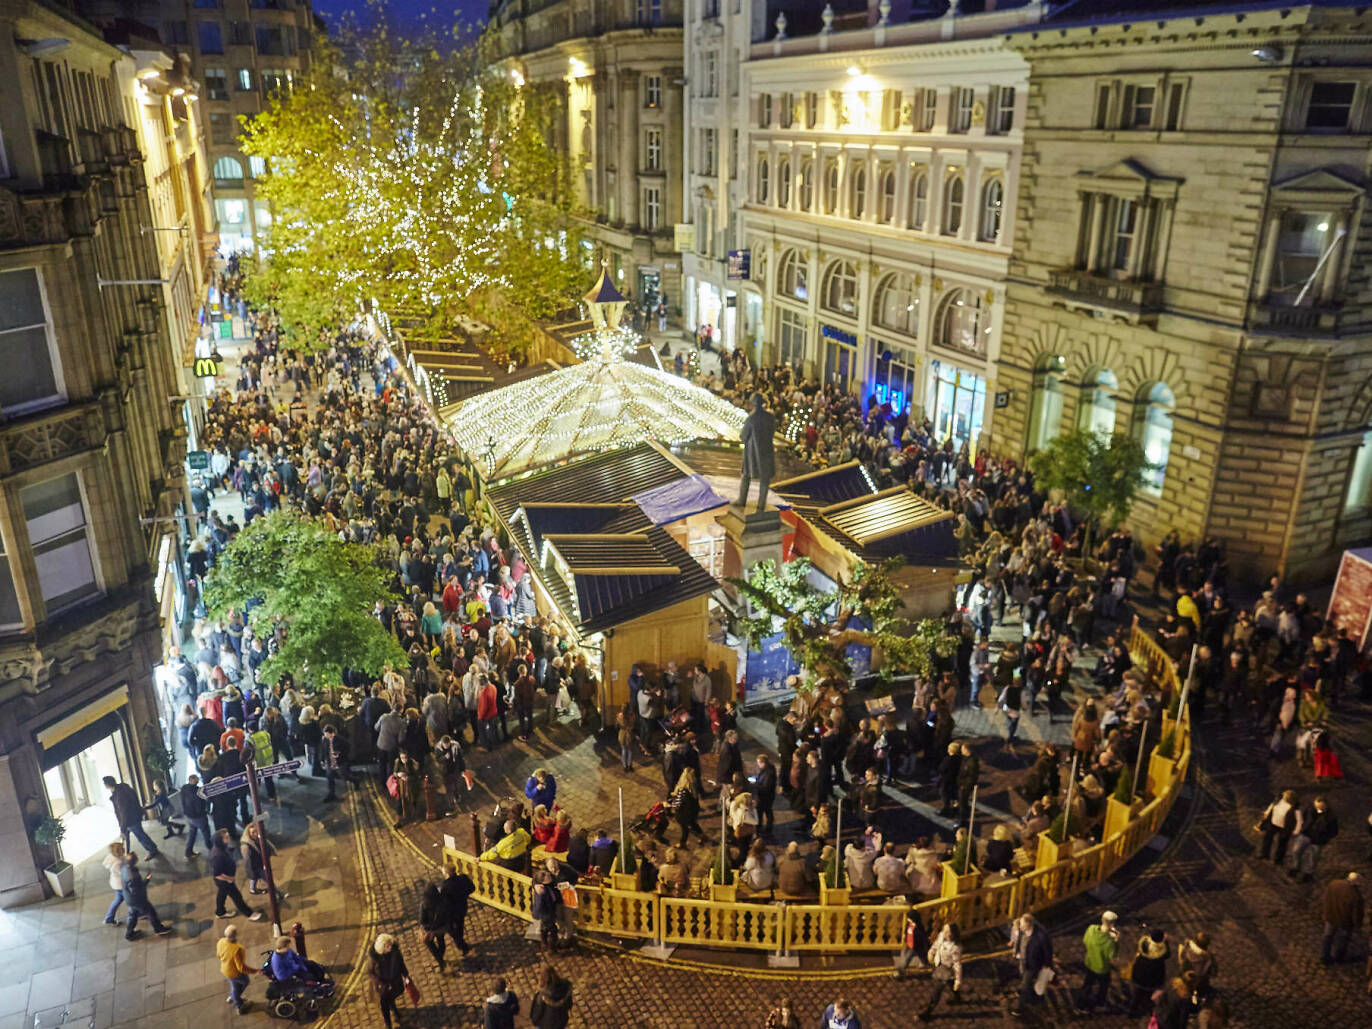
1321, 871, 1364, 964
104, 776, 161, 859
179, 774, 214, 858
753, 754, 777, 833
440, 861, 475, 955
120, 853, 172, 939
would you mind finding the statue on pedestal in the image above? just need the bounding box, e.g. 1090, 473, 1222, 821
737, 392, 776, 513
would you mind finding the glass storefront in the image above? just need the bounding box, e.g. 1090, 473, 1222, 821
821, 325, 859, 392
927, 360, 987, 452
39, 704, 137, 863
872, 343, 919, 416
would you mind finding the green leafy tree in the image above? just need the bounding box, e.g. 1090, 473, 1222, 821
239, 17, 586, 347
729, 557, 954, 692
1028, 430, 1154, 553
204, 511, 405, 688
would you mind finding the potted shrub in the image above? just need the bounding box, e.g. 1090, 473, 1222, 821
33, 816, 74, 898
940, 834, 979, 898
610, 844, 638, 891
1036, 812, 1076, 869
709, 855, 737, 902
1104, 766, 1137, 840
1148, 728, 1178, 797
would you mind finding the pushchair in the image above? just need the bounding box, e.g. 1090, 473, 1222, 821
260, 951, 335, 1021
633, 799, 671, 841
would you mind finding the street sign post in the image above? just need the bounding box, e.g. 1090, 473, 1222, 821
245, 758, 285, 935
198, 772, 249, 798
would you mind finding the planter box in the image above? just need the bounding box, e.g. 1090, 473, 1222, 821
940, 860, 980, 898
709, 882, 738, 902
609, 873, 637, 891
1036, 834, 1075, 870
819, 883, 850, 906
1103, 795, 1135, 840
44, 861, 74, 898
1147, 751, 1177, 798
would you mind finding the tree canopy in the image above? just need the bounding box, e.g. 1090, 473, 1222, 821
730, 557, 954, 692
204, 510, 405, 688
1029, 429, 1154, 539
238, 18, 587, 346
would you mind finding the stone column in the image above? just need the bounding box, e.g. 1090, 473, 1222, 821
1253, 209, 1282, 300
619, 69, 640, 229
1084, 193, 1104, 272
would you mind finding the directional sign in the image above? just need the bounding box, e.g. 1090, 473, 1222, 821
255, 758, 303, 780
199, 772, 249, 798
186, 450, 210, 471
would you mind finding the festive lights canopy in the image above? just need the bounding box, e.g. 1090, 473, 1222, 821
446, 268, 746, 479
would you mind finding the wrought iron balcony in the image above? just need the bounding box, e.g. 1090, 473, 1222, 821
1046, 268, 1164, 325
1247, 300, 1349, 337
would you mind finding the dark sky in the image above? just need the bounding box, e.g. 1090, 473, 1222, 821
313, 0, 490, 35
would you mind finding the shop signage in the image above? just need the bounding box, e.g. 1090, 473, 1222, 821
994, 390, 1010, 409
193, 356, 222, 378
673, 223, 695, 252
820, 324, 858, 347
216, 319, 233, 340
727, 249, 751, 280
186, 450, 210, 471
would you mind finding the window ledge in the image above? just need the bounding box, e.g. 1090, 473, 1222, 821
1046, 268, 1163, 326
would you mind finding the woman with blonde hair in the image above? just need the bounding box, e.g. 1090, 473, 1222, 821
670, 768, 707, 845
198, 743, 219, 776
420, 600, 442, 645
101, 841, 128, 925
367, 933, 411, 1029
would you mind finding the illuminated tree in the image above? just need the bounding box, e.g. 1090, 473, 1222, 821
239, 18, 586, 346
730, 557, 955, 692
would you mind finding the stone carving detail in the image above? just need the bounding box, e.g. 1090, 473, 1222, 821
2, 407, 100, 472
0, 599, 145, 698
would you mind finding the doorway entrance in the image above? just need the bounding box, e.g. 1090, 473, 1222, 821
40, 713, 135, 864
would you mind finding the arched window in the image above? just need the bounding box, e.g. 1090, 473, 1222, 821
777, 249, 808, 301
980, 178, 1004, 242
756, 156, 770, 204
213, 156, 244, 182
1345, 428, 1372, 514
1135, 382, 1176, 495
823, 159, 840, 214
798, 160, 814, 211
850, 164, 867, 220
1027, 353, 1067, 453
822, 259, 859, 316
942, 173, 964, 236
248, 155, 268, 179
908, 170, 929, 230
934, 288, 985, 355
873, 273, 917, 336
878, 169, 897, 223
1077, 368, 1119, 437
777, 158, 792, 208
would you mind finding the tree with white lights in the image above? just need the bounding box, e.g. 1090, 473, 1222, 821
239, 19, 586, 346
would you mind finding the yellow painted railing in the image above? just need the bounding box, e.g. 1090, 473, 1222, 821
440, 623, 1191, 955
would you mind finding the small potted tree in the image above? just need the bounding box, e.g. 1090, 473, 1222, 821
1104, 766, 1137, 840
33, 816, 74, 897
940, 830, 980, 898
1035, 812, 1077, 869
1148, 728, 1178, 798
709, 851, 737, 902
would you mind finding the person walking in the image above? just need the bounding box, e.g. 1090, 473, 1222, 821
217, 924, 256, 1014
818, 997, 861, 1029
1127, 929, 1171, 1016
531, 878, 563, 952
892, 909, 931, 979
420, 883, 448, 970
179, 775, 214, 857
1151, 975, 1196, 1029
439, 860, 475, 955
368, 933, 412, 1029
917, 922, 964, 1022
754, 754, 777, 834
241, 822, 276, 895
1320, 871, 1364, 964
1178, 931, 1218, 1004
529, 963, 573, 1029
1288, 795, 1338, 883
669, 768, 708, 845
1258, 789, 1302, 864
101, 841, 127, 926
104, 776, 161, 859
482, 978, 520, 1029
210, 829, 262, 921
1011, 912, 1054, 1015
120, 853, 172, 939
321, 723, 350, 802
1077, 910, 1119, 1013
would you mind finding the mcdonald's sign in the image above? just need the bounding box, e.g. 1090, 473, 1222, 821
193, 357, 221, 378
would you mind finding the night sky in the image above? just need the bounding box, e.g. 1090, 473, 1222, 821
313, 0, 491, 34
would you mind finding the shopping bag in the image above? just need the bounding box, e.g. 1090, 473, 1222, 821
404, 978, 421, 1005
386, 774, 400, 800
1033, 965, 1055, 996
462, 770, 475, 790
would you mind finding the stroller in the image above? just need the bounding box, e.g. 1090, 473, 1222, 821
260, 951, 335, 1021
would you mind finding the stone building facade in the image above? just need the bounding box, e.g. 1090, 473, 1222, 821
994, 1, 1372, 584
487, 0, 687, 308
741, 2, 1037, 452
0, 1, 188, 904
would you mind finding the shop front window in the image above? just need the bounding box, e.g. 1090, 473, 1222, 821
873, 344, 918, 415
928, 360, 987, 451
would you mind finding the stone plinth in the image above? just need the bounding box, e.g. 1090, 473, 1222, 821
715, 505, 784, 603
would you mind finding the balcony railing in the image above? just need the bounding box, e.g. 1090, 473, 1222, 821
1247, 300, 1351, 337
1046, 268, 1164, 325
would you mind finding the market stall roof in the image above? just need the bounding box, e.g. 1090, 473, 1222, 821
443, 349, 746, 481
774, 463, 958, 566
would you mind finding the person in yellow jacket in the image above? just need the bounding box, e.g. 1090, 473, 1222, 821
217, 924, 257, 1013
1176, 589, 1201, 631
480, 819, 532, 871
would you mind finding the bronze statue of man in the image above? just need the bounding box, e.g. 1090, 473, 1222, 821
737, 392, 776, 513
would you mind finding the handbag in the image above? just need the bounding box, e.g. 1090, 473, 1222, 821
386, 774, 401, 800
1033, 965, 1055, 996
404, 978, 421, 1005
